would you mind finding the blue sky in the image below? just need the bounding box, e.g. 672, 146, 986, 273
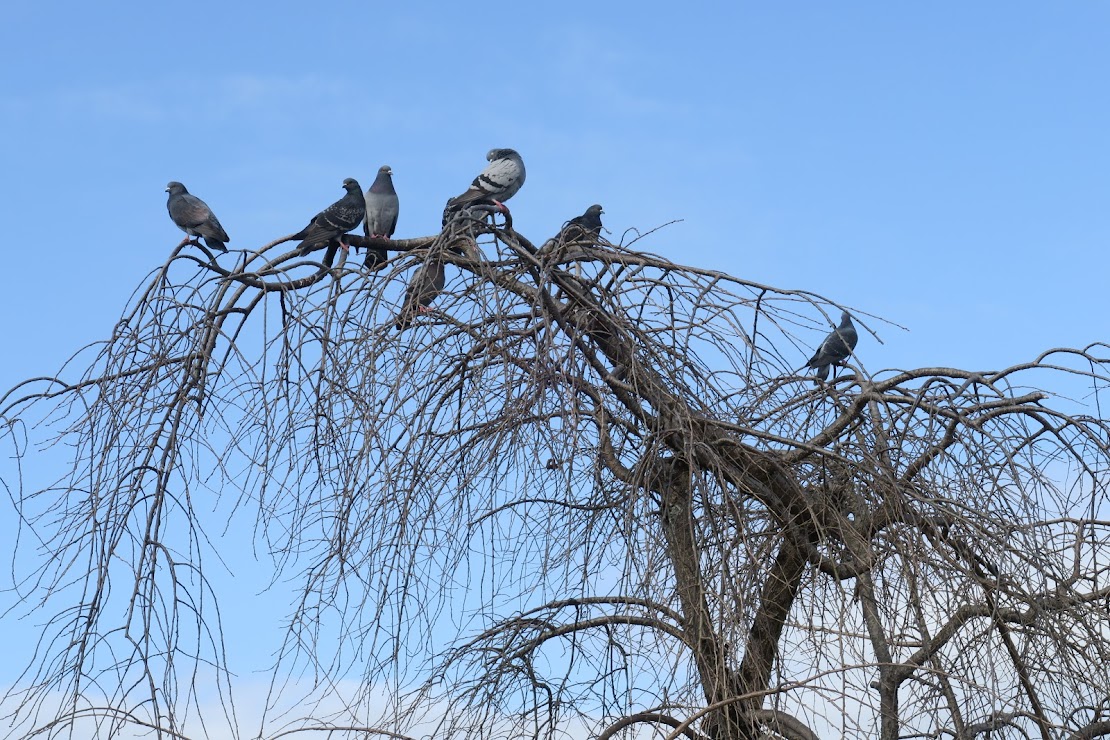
1, 0, 1109, 730
2, 2, 1108, 392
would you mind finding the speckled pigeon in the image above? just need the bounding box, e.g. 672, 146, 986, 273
166, 182, 230, 253
292, 178, 365, 258
363, 165, 398, 270
560, 204, 604, 243
806, 310, 859, 383
446, 148, 526, 215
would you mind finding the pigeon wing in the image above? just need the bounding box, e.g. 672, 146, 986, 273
169, 193, 212, 232
805, 314, 858, 382
316, 191, 365, 233
197, 211, 230, 244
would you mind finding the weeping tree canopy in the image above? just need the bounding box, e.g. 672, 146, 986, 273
2, 203, 1110, 740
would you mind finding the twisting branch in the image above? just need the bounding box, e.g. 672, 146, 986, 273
1, 207, 1109, 740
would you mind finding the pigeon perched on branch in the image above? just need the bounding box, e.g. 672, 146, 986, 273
363, 165, 398, 270
394, 256, 445, 332
292, 178, 365, 261
166, 182, 230, 253
446, 148, 526, 216
559, 204, 604, 243
394, 242, 480, 331
805, 310, 858, 383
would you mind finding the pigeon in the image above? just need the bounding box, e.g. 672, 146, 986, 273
549, 205, 603, 300
445, 148, 526, 215
559, 204, 604, 243
292, 178, 365, 260
394, 255, 445, 331
363, 165, 399, 270
805, 311, 859, 383
166, 182, 230, 253
394, 242, 480, 331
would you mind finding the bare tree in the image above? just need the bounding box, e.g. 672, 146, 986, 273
2, 205, 1109, 740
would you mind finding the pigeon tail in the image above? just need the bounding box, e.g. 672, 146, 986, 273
446, 192, 493, 210
296, 234, 329, 256
364, 247, 388, 271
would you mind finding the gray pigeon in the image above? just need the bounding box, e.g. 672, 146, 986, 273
363, 165, 399, 270
805, 311, 859, 383
293, 178, 365, 260
166, 182, 229, 253
560, 204, 604, 243
446, 148, 526, 215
